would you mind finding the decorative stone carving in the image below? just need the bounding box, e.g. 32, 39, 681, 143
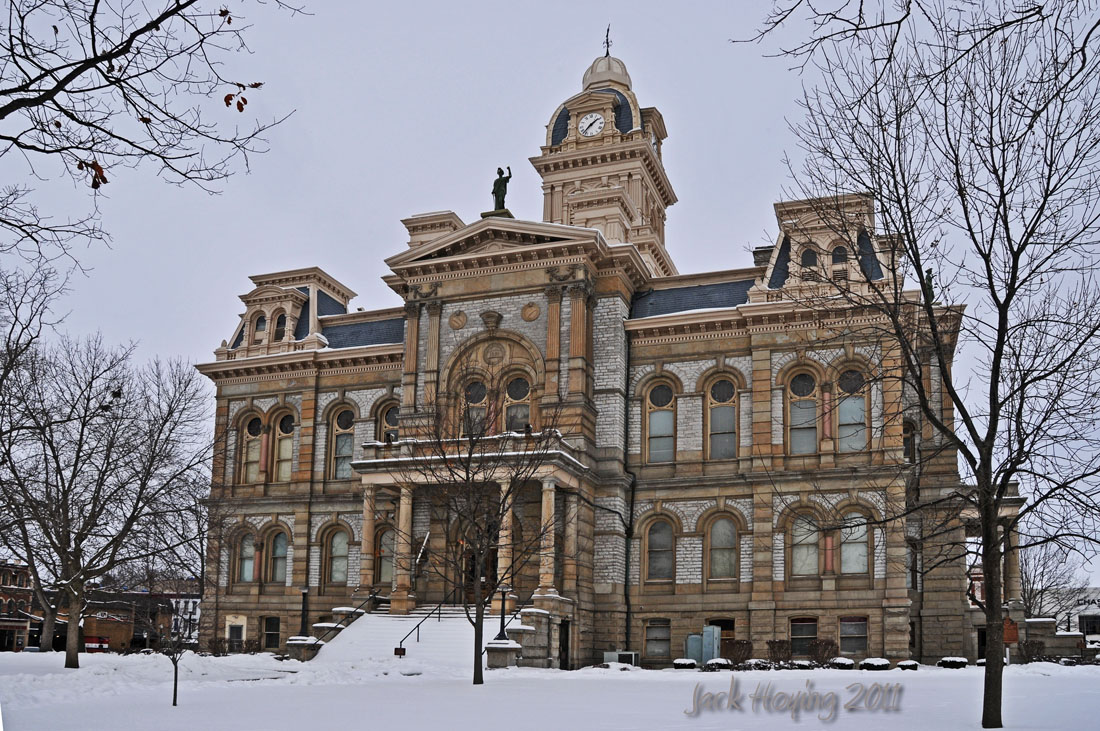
449, 311, 467, 330
521, 302, 540, 322
480, 310, 502, 330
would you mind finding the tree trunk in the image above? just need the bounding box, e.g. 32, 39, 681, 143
472, 555, 484, 685
64, 589, 82, 669
981, 504, 1005, 728
173, 659, 179, 706
39, 609, 56, 652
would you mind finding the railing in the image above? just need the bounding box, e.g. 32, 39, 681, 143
481, 591, 535, 656
398, 587, 460, 649
311, 589, 380, 646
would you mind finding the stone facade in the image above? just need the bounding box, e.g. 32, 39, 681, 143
196, 54, 1001, 669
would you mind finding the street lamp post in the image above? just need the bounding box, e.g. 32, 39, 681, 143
494, 585, 509, 641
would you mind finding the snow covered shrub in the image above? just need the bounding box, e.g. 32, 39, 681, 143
829, 657, 856, 669
808, 639, 839, 666
897, 660, 919, 671
792, 659, 816, 669
860, 658, 890, 671
1018, 640, 1045, 664
767, 640, 792, 663
937, 657, 968, 669
728, 639, 753, 665
737, 658, 773, 671
673, 658, 697, 670
703, 658, 733, 671
1058, 657, 1077, 666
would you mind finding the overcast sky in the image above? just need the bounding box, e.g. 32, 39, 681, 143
30, 2, 1097, 584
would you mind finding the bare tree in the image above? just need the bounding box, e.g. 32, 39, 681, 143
1, 0, 298, 257
0, 335, 212, 668
1019, 540, 1089, 622
379, 357, 570, 685
757, 5, 1100, 727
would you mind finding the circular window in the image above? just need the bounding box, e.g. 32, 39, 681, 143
649, 384, 674, 408
710, 379, 735, 403
246, 417, 262, 437
838, 370, 865, 395
506, 377, 530, 401
278, 414, 295, 434
384, 406, 399, 427
465, 381, 487, 404
790, 373, 816, 397
335, 409, 354, 431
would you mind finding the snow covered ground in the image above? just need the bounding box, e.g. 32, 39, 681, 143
1, 615, 1098, 731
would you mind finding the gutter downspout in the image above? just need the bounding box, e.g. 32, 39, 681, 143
621, 305, 637, 653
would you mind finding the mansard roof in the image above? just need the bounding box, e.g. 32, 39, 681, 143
630, 279, 755, 319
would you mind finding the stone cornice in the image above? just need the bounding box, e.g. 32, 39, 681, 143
196, 344, 403, 384
530, 140, 677, 208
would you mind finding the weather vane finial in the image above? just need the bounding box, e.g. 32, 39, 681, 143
603, 24, 612, 57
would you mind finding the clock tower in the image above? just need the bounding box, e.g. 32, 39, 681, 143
530, 55, 678, 277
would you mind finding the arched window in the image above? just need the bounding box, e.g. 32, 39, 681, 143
504, 376, 531, 432
377, 529, 394, 585
646, 519, 675, 581
273, 413, 295, 482
788, 373, 818, 455
238, 535, 255, 582
380, 404, 399, 443
832, 246, 849, 265
330, 408, 355, 479
707, 379, 737, 460
16, 601, 24, 615
790, 515, 819, 576
902, 421, 916, 463
801, 249, 818, 267
462, 380, 488, 437
328, 529, 349, 585
836, 370, 867, 453
840, 512, 869, 574
252, 315, 266, 345
646, 383, 675, 463
4, 599, 12, 615
273, 313, 287, 342
708, 517, 738, 581
269, 532, 288, 583
240, 416, 262, 483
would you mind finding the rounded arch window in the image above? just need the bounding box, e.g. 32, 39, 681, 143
328, 529, 349, 585
788, 373, 818, 455
837, 370, 867, 453
790, 515, 819, 576
903, 421, 917, 463
380, 404, 399, 442
708, 517, 738, 580
832, 246, 849, 265
646, 384, 675, 463
238, 535, 255, 582
463, 381, 489, 436
269, 532, 288, 583
241, 417, 263, 483
331, 408, 355, 479
707, 379, 737, 460
504, 376, 531, 432
646, 519, 675, 581
252, 315, 266, 345
273, 414, 295, 482
801, 249, 818, 268
840, 511, 869, 574
273, 314, 287, 342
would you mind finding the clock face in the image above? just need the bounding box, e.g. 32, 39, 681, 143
578, 112, 605, 137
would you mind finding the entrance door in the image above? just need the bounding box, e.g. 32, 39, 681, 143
559, 620, 571, 669
228, 624, 244, 653
709, 618, 737, 660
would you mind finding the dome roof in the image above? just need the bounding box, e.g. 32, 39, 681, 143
582, 55, 631, 90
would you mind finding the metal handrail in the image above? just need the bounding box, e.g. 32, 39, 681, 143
481, 591, 534, 656
309, 589, 380, 646
398, 587, 460, 648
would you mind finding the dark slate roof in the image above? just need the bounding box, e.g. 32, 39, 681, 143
322, 318, 405, 349
768, 235, 791, 289
230, 326, 245, 349
857, 230, 884, 280
630, 280, 755, 319
294, 287, 311, 340
317, 290, 347, 316
593, 88, 635, 133
551, 107, 570, 146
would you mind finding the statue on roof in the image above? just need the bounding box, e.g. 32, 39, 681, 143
491, 166, 511, 211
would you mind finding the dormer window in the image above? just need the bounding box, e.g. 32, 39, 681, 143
800, 250, 819, 281
273, 314, 287, 342
252, 315, 266, 345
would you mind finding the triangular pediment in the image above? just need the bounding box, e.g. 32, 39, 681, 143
385, 217, 600, 269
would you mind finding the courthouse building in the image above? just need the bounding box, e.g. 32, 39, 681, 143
198, 55, 1013, 667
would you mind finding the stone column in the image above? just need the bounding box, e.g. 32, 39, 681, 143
494, 483, 515, 613
567, 285, 588, 397
358, 483, 376, 594
563, 492, 578, 598
390, 485, 416, 614
538, 477, 558, 595
1003, 524, 1022, 604
401, 303, 420, 410
423, 302, 442, 405
545, 287, 562, 398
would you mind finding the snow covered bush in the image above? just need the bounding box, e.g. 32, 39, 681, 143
808, 639, 839, 665
898, 660, 919, 671
673, 658, 697, 670
702, 658, 733, 671
766, 640, 792, 663
1018, 640, 1045, 664
829, 657, 855, 669
937, 657, 968, 669
792, 659, 816, 669
727, 639, 753, 665
860, 658, 890, 671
